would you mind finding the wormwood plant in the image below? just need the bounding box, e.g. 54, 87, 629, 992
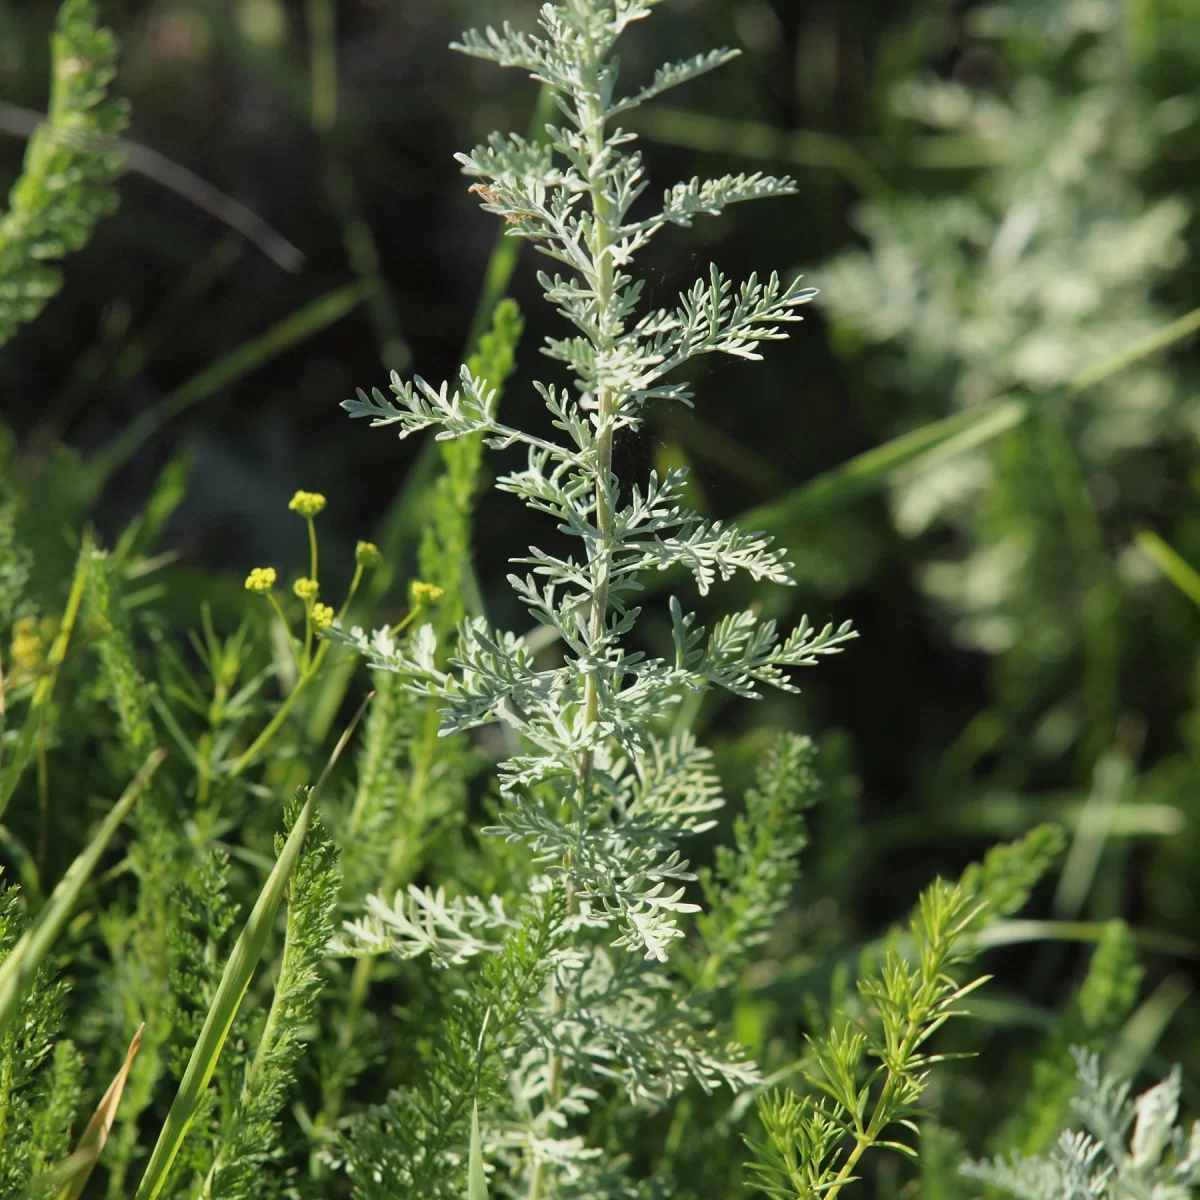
0, 3, 1112, 1197
336, 0, 855, 1192
329, 4, 1063, 1198
962, 1049, 1200, 1199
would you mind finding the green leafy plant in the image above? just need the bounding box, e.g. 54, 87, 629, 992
745, 825, 1064, 1200
815, 0, 1200, 768
0, 0, 127, 348
962, 1049, 1200, 1199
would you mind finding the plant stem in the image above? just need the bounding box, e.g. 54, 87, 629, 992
530, 67, 615, 1200
307, 515, 319, 585
578, 77, 616, 789
267, 593, 302, 674
823, 946, 947, 1200
228, 639, 331, 779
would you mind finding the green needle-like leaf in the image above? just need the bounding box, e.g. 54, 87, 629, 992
467, 1100, 488, 1200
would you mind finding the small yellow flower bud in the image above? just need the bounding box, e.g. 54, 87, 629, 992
245, 566, 277, 594
288, 490, 327, 518
410, 580, 445, 606
355, 540, 383, 568
311, 603, 335, 631
293, 577, 319, 601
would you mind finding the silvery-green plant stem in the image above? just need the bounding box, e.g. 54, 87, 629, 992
580, 73, 615, 782
530, 71, 617, 1200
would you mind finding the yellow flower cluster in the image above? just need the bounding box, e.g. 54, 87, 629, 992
293, 577, 319, 601
288, 490, 327, 518
355, 540, 382, 568
245, 566, 277, 594
311, 603, 335, 631
411, 581, 445, 605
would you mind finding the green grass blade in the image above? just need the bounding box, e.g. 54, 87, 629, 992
1134, 529, 1200, 609
1108, 972, 1194, 1082
969, 919, 1200, 960
724, 304, 1200, 553
631, 104, 891, 199
0, 748, 164, 1041
133, 695, 371, 1200
760, 918, 1198, 1007
467, 1100, 488, 1200
1051, 750, 1136, 922
1067, 303, 1200, 394
743, 399, 1028, 535
83, 281, 373, 497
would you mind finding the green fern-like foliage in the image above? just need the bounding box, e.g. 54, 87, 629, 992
744, 825, 1064, 1200
341, 890, 567, 1200
418, 297, 525, 632
0, 0, 128, 348
693, 732, 819, 993
0, 884, 79, 1198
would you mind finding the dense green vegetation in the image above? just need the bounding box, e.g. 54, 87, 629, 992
2, 0, 1200, 1197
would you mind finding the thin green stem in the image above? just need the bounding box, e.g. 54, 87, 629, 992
338, 564, 364, 622
307, 0, 337, 136
229, 674, 312, 779
267, 593, 302, 674
228, 637, 332, 779
1067, 303, 1200, 393
387, 601, 426, 638
823, 946, 952, 1200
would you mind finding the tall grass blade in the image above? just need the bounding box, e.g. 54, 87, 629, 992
1108, 972, 1194, 1082
1135, 529, 1200, 609
744, 399, 1028, 535
133, 694, 372, 1200
84, 281, 374, 495
1067, 303, 1200, 393
631, 104, 891, 198
467, 1100, 488, 1200
0, 748, 164, 1039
